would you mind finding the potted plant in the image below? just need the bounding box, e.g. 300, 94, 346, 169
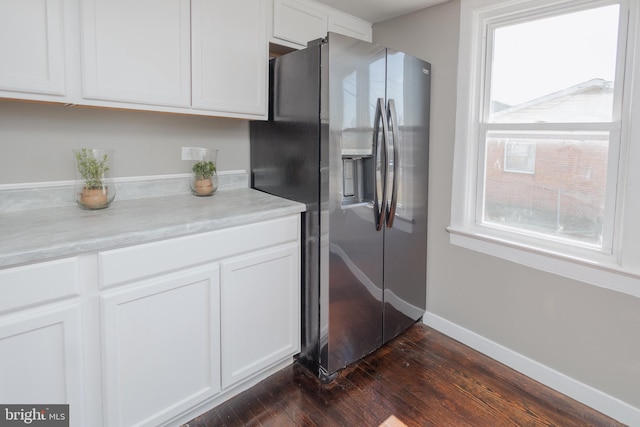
190, 148, 218, 196
192, 160, 216, 195
73, 148, 116, 209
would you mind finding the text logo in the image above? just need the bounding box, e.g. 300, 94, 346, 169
0, 405, 69, 426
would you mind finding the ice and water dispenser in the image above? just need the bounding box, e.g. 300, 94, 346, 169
341, 145, 375, 207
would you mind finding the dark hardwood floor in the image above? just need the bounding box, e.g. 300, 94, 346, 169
184, 324, 624, 427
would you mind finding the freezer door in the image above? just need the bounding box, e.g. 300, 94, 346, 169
383, 50, 430, 342
322, 33, 387, 375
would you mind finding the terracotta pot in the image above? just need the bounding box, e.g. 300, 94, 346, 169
80, 187, 109, 209
193, 178, 214, 196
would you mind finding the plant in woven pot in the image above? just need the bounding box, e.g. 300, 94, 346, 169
73, 148, 116, 209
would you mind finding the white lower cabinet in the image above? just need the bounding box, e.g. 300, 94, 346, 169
98, 215, 301, 426
0, 215, 301, 427
0, 257, 85, 426
101, 265, 221, 427
0, 304, 85, 426
221, 243, 300, 389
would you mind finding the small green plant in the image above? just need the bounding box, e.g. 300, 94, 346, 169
192, 160, 216, 179
75, 148, 109, 189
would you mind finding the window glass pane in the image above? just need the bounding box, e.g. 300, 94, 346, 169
489, 5, 619, 123
483, 130, 608, 246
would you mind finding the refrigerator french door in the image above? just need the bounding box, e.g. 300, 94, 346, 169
250, 32, 430, 380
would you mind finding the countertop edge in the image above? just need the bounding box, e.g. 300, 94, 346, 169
0, 189, 306, 269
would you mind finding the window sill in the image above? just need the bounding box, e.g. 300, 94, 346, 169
447, 226, 640, 298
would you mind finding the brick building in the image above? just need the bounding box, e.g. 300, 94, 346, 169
483, 79, 612, 244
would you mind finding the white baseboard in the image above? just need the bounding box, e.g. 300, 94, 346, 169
423, 312, 640, 427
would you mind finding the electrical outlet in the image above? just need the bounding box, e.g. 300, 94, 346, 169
182, 147, 193, 160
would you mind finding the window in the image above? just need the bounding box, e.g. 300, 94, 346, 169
482, 2, 622, 249
450, 0, 640, 296
503, 140, 535, 174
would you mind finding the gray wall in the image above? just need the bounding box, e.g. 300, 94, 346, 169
373, 0, 640, 411
0, 100, 249, 184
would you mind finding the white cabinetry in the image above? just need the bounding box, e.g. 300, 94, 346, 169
271, 0, 372, 48
1, 0, 367, 116
97, 215, 300, 425
80, 0, 191, 107
221, 244, 300, 389
101, 266, 220, 427
328, 13, 373, 42
0, 215, 300, 427
273, 0, 328, 47
0, 258, 85, 427
79, 0, 267, 118
0, 0, 67, 100
0, 0, 268, 118
192, 0, 267, 117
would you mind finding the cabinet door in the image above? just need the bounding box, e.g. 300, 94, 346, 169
328, 13, 372, 42
80, 0, 190, 107
0, 0, 66, 97
192, 0, 267, 119
101, 265, 220, 427
273, 0, 328, 47
0, 304, 85, 426
220, 243, 300, 389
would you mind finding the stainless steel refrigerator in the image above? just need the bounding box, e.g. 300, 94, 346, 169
250, 32, 430, 381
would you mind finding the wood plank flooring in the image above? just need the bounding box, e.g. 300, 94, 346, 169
184, 323, 624, 426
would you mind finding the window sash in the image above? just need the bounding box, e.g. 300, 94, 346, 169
476, 127, 622, 255
474, 0, 628, 255
482, 1, 626, 124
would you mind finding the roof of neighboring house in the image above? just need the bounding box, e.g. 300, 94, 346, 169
491, 78, 613, 123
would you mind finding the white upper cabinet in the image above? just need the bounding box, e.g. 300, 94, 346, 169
80, 0, 191, 107
0, 0, 67, 99
2, 0, 368, 118
328, 12, 372, 42
192, 0, 267, 119
273, 0, 328, 47
80, 0, 267, 118
271, 0, 372, 48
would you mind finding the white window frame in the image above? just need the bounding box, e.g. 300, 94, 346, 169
449, 0, 640, 298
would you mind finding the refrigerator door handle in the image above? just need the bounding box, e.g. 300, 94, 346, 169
386, 99, 400, 228
373, 97, 388, 231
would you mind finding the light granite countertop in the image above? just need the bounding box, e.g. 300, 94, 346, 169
0, 188, 305, 268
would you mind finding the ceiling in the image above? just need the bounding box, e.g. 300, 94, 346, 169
314, 0, 450, 23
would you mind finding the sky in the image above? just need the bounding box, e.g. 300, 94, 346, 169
490, 4, 620, 106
